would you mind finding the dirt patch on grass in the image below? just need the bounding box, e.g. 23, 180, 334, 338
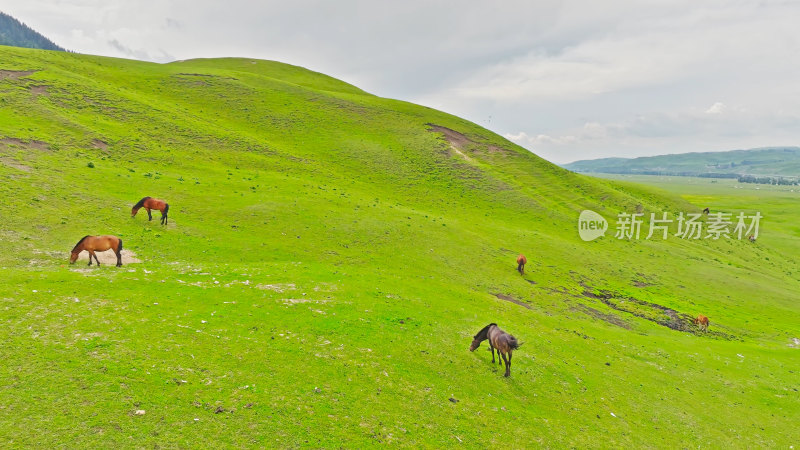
74, 249, 141, 265
428, 125, 472, 148
0, 70, 37, 80
427, 124, 514, 158
573, 303, 631, 329
493, 293, 532, 310
427, 125, 474, 162
29, 85, 48, 96
0, 137, 49, 151
256, 283, 296, 292
580, 284, 737, 339
0, 158, 31, 171
92, 139, 109, 151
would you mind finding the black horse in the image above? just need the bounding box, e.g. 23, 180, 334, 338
470, 323, 520, 377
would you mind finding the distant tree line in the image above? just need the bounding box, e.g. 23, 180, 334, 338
737, 175, 799, 185
573, 167, 799, 185
0, 12, 65, 51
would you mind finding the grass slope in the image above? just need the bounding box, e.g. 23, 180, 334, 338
564, 147, 800, 177
1, 45, 798, 447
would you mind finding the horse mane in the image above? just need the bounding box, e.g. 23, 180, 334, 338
72, 235, 90, 252
474, 323, 497, 339
133, 196, 151, 209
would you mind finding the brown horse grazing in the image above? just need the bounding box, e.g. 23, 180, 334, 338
470, 323, 520, 377
693, 315, 709, 331
132, 196, 169, 225
70, 235, 123, 267
702, 207, 710, 215
516, 254, 527, 275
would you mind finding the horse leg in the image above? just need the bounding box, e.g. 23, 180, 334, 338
147, 208, 152, 221
161, 212, 166, 225
116, 249, 122, 267
501, 352, 510, 377
87, 251, 93, 266
489, 344, 495, 363
94, 252, 101, 266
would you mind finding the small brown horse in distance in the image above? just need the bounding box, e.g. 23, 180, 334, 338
693, 315, 709, 331
470, 323, 520, 377
516, 254, 527, 275
132, 196, 169, 225
70, 235, 123, 267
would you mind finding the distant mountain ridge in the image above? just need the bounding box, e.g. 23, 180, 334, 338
564, 146, 800, 178
0, 12, 64, 51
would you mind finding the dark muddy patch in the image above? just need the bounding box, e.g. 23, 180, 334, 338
573, 304, 631, 329
580, 284, 737, 339
633, 272, 655, 287
0, 138, 49, 151
493, 293, 532, 310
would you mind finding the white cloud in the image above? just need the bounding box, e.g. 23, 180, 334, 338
705, 102, 726, 115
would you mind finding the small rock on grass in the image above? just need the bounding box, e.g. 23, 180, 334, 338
134, 410, 146, 416
449, 397, 459, 403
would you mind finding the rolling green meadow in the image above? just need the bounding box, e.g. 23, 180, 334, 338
1, 45, 798, 447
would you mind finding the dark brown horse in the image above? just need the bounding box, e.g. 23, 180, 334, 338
132, 196, 169, 224
516, 254, 527, 275
470, 323, 520, 377
693, 315, 709, 331
702, 207, 710, 215
70, 235, 123, 267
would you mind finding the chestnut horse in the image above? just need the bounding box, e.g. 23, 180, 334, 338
693, 315, 709, 331
516, 254, 527, 275
70, 235, 123, 267
470, 323, 520, 377
132, 196, 169, 224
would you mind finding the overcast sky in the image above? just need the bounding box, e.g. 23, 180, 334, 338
2, 0, 799, 163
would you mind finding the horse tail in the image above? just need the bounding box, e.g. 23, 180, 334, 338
163, 203, 169, 215
72, 235, 90, 252
117, 237, 123, 253
509, 336, 520, 350
133, 196, 151, 209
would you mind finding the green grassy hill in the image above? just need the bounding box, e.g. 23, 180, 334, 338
1, 45, 798, 447
564, 147, 800, 178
